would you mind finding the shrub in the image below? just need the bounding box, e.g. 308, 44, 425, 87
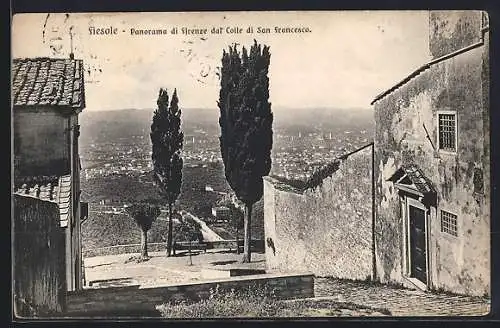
156, 284, 282, 318
156, 284, 391, 318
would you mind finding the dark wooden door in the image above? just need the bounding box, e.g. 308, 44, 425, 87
409, 205, 427, 284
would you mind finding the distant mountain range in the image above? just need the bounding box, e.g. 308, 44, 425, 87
79, 107, 374, 146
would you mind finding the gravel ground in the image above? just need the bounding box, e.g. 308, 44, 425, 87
84, 250, 266, 288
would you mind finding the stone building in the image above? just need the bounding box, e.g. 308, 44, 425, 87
12, 55, 86, 292
371, 11, 490, 296
263, 143, 374, 280
263, 11, 489, 298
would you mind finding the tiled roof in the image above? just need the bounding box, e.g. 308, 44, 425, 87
402, 164, 436, 195
12, 57, 85, 109
390, 164, 436, 195
14, 175, 72, 227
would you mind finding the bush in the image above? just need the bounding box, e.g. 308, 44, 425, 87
156, 284, 283, 318
173, 216, 203, 243
156, 284, 391, 318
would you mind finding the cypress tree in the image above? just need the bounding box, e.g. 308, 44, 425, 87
218, 40, 273, 263
150, 88, 184, 257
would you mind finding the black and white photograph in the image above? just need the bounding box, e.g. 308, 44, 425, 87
11, 10, 491, 319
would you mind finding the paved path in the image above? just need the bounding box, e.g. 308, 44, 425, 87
314, 278, 491, 316
180, 210, 224, 242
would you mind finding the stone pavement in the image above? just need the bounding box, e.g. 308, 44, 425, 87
314, 277, 491, 317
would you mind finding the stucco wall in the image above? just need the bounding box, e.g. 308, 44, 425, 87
14, 195, 67, 317
373, 41, 489, 296
14, 108, 70, 177
429, 11, 483, 59
264, 145, 373, 280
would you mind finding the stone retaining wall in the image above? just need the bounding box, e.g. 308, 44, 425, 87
83, 240, 265, 258
82, 243, 166, 258
65, 272, 314, 317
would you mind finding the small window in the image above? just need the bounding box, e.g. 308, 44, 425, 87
441, 210, 458, 237
438, 112, 457, 152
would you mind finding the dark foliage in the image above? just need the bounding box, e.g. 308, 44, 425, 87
218, 40, 273, 262
272, 160, 342, 192
124, 203, 161, 232
305, 160, 341, 189
218, 40, 273, 206
270, 176, 308, 191
150, 88, 184, 204
173, 216, 203, 243
151, 88, 184, 256
124, 203, 161, 258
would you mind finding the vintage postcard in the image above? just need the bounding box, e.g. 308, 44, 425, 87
11, 11, 491, 319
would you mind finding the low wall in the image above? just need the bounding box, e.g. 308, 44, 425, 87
264, 144, 373, 280
14, 194, 67, 317
83, 240, 265, 258
83, 243, 166, 258
206, 239, 265, 251
65, 272, 314, 317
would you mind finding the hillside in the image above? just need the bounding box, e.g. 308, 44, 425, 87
78, 106, 372, 248
81, 209, 171, 250
81, 163, 265, 246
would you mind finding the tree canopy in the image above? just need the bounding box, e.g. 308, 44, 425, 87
218, 40, 273, 262
124, 203, 161, 232
218, 40, 273, 207
150, 87, 184, 256
150, 88, 184, 204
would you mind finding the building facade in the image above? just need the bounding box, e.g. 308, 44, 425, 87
263, 143, 374, 280
13, 56, 86, 291
372, 11, 490, 296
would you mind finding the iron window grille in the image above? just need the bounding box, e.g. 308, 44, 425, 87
438, 113, 457, 152
441, 210, 458, 237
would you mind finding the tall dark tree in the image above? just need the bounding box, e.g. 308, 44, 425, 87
151, 88, 184, 257
218, 40, 273, 263
124, 203, 161, 259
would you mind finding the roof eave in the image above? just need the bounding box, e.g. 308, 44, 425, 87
13, 104, 85, 114
371, 37, 487, 106
370, 63, 430, 106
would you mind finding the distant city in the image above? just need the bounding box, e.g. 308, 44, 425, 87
80, 107, 374, 183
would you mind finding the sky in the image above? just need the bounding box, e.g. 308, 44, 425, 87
12, 11, 431, 111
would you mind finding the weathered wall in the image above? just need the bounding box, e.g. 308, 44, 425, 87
68, 113, 83, 291
13, 108, 70, 177
429, 11, 483, 59
65, 273, 314, 316
373, 39, 489, 296
14, 195, 67, 318
264, 145, 373, 280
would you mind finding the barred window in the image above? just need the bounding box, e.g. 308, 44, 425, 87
438, 113, 457, 152
441, 210, 458, 237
